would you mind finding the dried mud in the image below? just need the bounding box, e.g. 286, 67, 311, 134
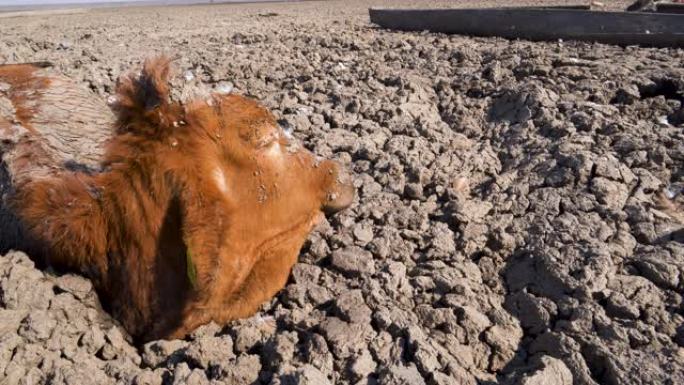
1, 1, 683, 384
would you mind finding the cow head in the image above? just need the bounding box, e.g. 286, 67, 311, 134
107, 57, 355, 338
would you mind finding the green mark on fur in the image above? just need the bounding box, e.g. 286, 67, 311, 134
186, 247, 198, 288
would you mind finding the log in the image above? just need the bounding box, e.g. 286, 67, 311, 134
368, 7, 684, 48
0, 63, 114, 257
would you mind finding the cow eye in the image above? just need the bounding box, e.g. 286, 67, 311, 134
277, 119, 294, 140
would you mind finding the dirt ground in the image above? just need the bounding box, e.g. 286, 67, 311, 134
1, 0, 683, 384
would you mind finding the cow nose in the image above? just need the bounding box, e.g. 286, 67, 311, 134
322, 163, 355, 215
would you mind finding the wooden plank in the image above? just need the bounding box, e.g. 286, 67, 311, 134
656, 3, 684, 14
368, 8, 684, 48
517, 5, 592, 10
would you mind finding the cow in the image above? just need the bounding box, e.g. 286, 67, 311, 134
0, 57, 354, 341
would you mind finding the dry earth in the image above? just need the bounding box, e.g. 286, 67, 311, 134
1, 0, 683, 384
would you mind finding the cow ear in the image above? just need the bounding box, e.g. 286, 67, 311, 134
112, 56, 181, 136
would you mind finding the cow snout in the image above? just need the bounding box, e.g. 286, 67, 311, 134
322, 161, 355, 215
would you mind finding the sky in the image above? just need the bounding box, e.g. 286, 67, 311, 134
0, 0, 136, 4
0, 0, 283, 11
2, 0, 121, 3
0, 0, 284, 9
0, 0, 249, 5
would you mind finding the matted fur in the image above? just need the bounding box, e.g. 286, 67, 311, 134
3, 57, 355, 342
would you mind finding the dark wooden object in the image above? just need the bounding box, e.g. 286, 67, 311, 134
368, 7, 684, 48
656, 3, 684, 14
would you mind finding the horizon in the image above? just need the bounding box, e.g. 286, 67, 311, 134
0, 0, 284, 7
1, 0, 135, 4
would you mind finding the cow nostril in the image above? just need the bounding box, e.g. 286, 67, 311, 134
316, 159, 354, 215
322, 181, 355, 215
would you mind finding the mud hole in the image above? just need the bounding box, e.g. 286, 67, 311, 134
1, 1, 683, 384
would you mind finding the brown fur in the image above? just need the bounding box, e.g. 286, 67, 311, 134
0, 63, 52, 134
3, 57, 354, 342
0, 63, 57, 176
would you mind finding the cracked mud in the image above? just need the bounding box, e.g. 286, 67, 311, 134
1, 1, 683, 384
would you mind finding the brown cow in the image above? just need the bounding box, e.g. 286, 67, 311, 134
0, 57, 354, 342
